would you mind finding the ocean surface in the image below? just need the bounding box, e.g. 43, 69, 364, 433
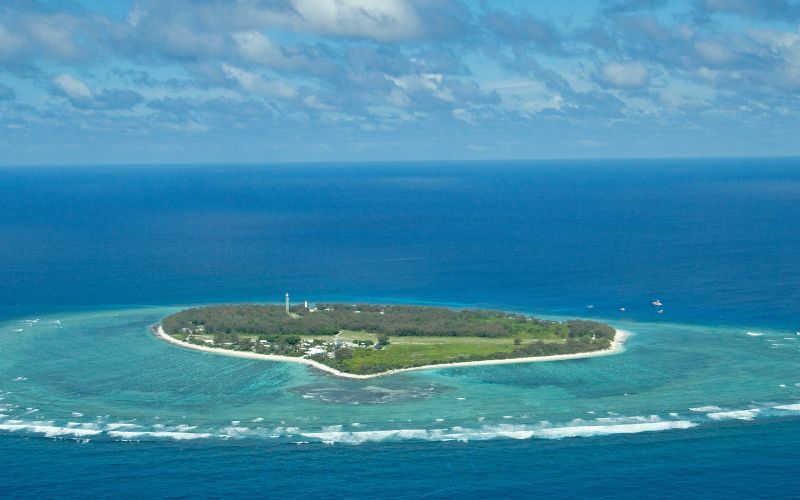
1, 159, 799, 498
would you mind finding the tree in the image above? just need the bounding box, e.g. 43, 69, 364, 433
376, 333, 390, 348
335, 347, 353, 360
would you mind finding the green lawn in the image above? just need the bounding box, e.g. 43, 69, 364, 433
332, 336, 569, 373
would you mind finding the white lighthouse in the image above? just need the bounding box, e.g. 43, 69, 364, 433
285, 292, 290, 314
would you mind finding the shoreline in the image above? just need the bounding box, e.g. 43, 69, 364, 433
153, 325, 630, 380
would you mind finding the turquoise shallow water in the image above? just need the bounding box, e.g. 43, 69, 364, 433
2, 305, 798, 446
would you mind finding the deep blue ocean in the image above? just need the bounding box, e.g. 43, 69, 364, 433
1, 159, 799, 498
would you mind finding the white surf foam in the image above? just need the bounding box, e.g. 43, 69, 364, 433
690, 406, 722, 412
706, 409, 760, 420
300, 417, 697, 444
0, 422, 102, 438
301, 429, 431, 444
773, 403, 800, 411
532, 420, 697, 439
107, 430, 212, 441
104, 423, 141, 431
218, 426, 253, 438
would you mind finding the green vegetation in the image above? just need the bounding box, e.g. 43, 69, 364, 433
161, 303, 616, 375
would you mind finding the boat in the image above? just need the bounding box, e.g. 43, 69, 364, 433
657, 309, 664, 314
651, 299, 663, 307
619, 307, 626, 312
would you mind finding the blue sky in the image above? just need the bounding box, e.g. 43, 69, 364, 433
1, 0, 799, 165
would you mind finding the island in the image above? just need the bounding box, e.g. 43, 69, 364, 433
155, 302, 627, 378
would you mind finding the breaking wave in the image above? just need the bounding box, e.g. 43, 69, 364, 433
3, 402, 800, 444
0, 421, 102, 438
706, 409, 760, 421
299, 417, 697, 444
107, 430, 213, 441
0, 414, 699, 444
773, 403, 800, 411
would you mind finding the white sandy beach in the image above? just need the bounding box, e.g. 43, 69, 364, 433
154, 325, 630, 380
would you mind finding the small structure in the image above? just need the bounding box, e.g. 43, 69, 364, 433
285, 292, 290, 314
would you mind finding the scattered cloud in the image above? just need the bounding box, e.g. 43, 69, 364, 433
1, 0, 799, 163
602, 0, 668, 14
52, 73, 143, 110
53, 73, 94, 101
483, 9, 565, 54
222, 64, 298, 99
597, 61, 650, 88
270, 0, 425, 41
695, 0, 800, 21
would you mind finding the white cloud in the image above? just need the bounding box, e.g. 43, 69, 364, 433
27, 18, 83, 60
747, 28, 800, 49
127, 5, 144, 27
270, 0, 423, 42
233, 31, 284, 66
231, 31, 320, 73
53, 73, 94, 101
222, 64, 297, 99
694, 40, 735, 66
453, 108, 476, 124
598, 61, 650, 88
522, 94, 564, 114
387, 73, 453, 101
0, 26, 24, 62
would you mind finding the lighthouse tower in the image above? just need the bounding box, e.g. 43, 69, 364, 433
285, 293, 290, 314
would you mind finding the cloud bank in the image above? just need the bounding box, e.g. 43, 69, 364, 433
0, 0, 798, 164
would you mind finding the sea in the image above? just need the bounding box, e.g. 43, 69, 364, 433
1, 158, 799, 498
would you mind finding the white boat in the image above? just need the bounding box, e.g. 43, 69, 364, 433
746, 331, 763, 337
651, 299, 663, 307
619, 307, 626, 312
657, 309, 664, 314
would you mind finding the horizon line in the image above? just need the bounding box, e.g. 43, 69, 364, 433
1, 154, 799, 169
